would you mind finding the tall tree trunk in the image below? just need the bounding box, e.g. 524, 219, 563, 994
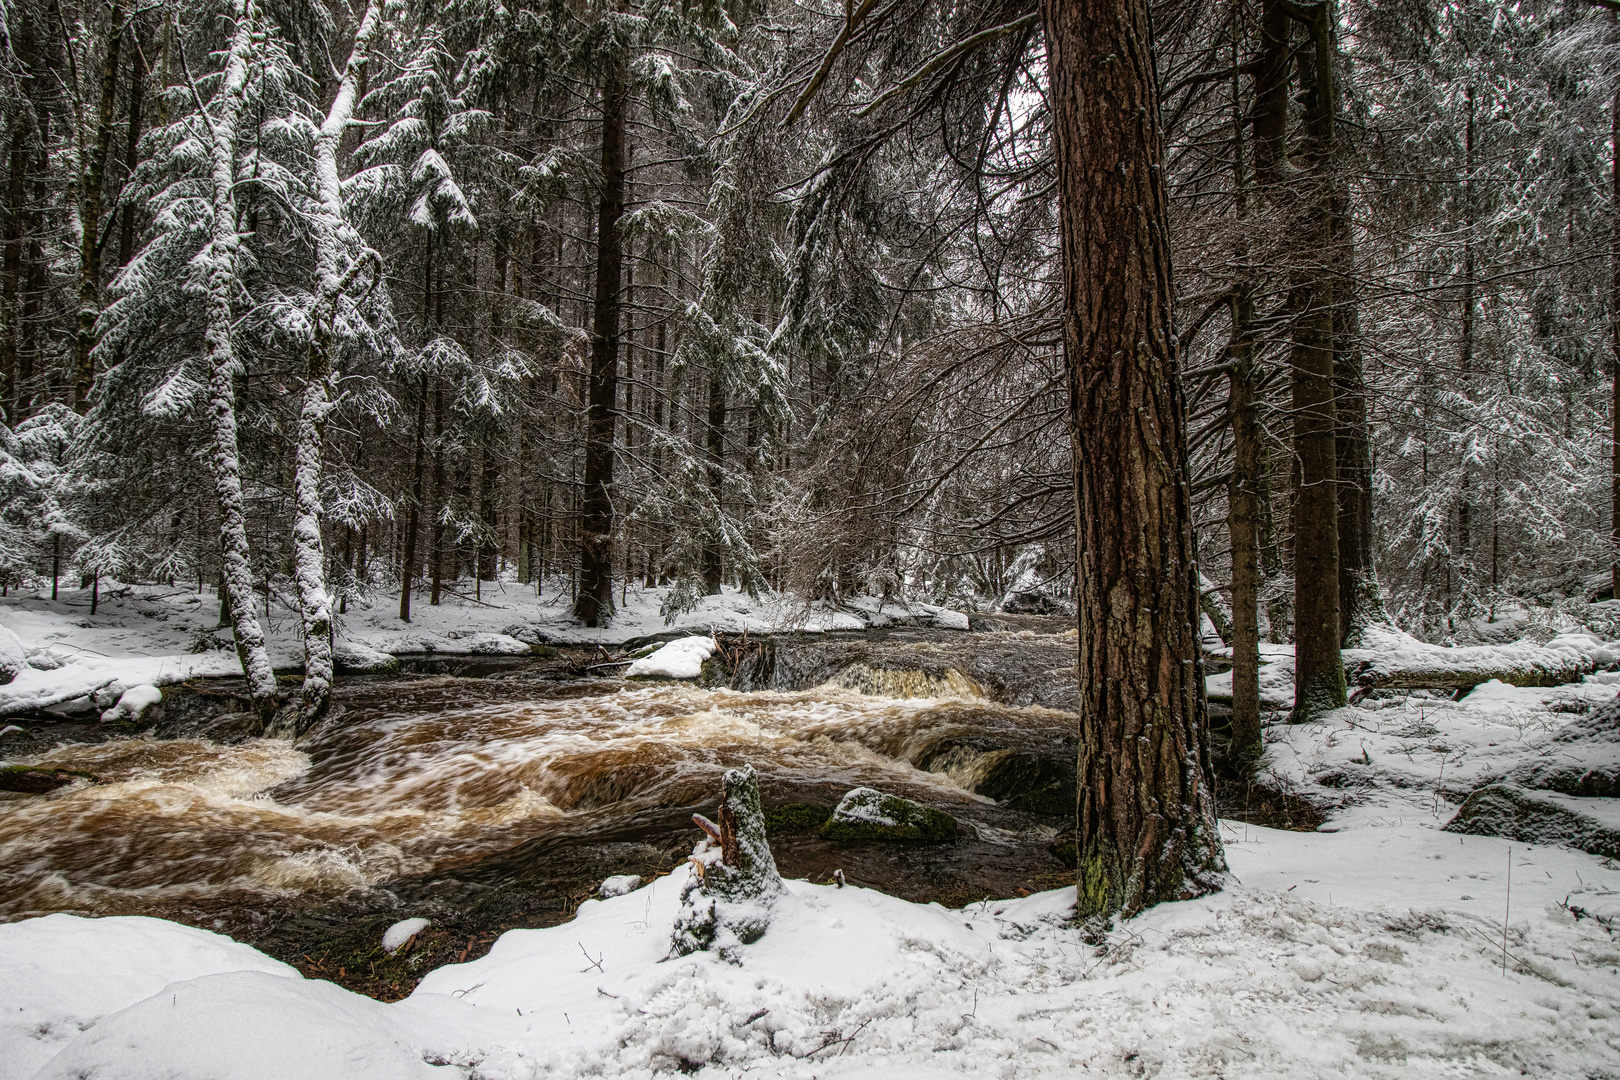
204, 0, 277, 728
479, 440, 498, 580
1611, 77, 1618, 601
703, 364, 725, 594
1226, 51, 1262, 768
430, 382, 446, 604
117, 17, 150, 269
1, 8, 33, 422
1040, 0, 1224, 921
1288, 8, 1345, 722
292, 0, 383, 730
73, 1, 123, 413
399, 373, 428, 621
576, 48, 627, 626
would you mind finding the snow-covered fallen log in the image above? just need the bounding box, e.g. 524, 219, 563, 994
1343, 625, 1618, 694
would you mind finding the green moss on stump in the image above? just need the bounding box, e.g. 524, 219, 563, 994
819, 787, 958, 843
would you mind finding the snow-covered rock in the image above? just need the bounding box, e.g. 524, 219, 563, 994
626, 636, 716, 680
332, 640, 399, 674
99, 683, 164, 724
1445, 783, 1620, 858
381, 918, 430, 955
0, 625, 26, 684
598, 874, 642, 898
821, 786, 959, 842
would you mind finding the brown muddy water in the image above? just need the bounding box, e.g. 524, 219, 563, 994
0, 627, 1090, 998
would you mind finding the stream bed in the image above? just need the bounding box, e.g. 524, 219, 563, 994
1, 626, 1100, 998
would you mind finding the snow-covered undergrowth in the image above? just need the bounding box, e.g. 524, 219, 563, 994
5, 820, 1619, 1080
0, 581, 969, 716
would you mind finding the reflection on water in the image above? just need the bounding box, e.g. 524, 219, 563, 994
0, 677, 1073, 921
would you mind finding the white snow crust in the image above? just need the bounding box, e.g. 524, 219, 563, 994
626, 636, 717, 679
98, 683, 163, 724
382, 917, 431, 955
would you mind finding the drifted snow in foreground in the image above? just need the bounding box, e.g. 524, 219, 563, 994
5, 813, 1620, 1080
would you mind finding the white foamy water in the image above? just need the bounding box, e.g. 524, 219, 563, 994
0, 682, 1061, 919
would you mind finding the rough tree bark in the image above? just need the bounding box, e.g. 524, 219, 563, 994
703, 363, 725, 594
576, 44, 628, 627
203, 0, 278, 727
1287, 6, 1346, 720
1226, 46, 1263, 767
1041, 0, 1225, 920
399, 373, 427, 622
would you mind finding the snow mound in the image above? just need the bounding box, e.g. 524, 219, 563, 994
598, 874, 642, 898
99, 683, 163, 724
332, 640, 399, 674
382, 918, 430, 955
626, 636, 716, 679
32, 970, 449, 1080
0, 625, 26, 684
0, 914, 299, 1078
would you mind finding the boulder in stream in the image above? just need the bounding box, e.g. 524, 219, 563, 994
671, 765, 784, 960
820, 787, 959, 843
0, 765, 95, 794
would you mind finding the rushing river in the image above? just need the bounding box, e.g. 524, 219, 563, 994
0, 630, 1086, 963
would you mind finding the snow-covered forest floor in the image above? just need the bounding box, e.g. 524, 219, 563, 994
4, 595, 1620, 1076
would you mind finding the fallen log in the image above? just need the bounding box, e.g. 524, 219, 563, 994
1344, 627, 1614, 695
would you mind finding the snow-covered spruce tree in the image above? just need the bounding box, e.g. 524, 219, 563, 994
93, 0, 298, 726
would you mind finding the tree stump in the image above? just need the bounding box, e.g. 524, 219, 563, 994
670, 764, 784, 961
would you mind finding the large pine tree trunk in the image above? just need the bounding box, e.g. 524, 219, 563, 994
292, 0, 383, 730
1288, 8, 1346, 721
576, 52, 627, 626
72, 2, 123, 413
204, 0, 278, 728
1040, 0, 1224, 920
1226, 54, 1262, 765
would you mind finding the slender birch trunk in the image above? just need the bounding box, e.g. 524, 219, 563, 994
291, 0, 384, 731
204, 0, 278, 728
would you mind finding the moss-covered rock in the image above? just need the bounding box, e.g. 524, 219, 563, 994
763, 802, 832, 836
0, 765, 95, 794
1443, 782, 1620, 859
820, 787, 958, 843
529, 644, 562, 659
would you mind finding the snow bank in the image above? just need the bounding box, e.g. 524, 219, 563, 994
626, 636, 717, 679
9, 823, 1620, 1079
0, 651, 243, 718
0, 914, 299, 1078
